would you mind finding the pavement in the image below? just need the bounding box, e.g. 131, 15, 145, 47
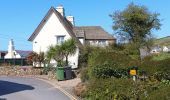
0, 76, 80, 100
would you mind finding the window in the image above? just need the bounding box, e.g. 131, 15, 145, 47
98, 40, 106, 46
56, 36, 65, 44
90, 40, 97, 46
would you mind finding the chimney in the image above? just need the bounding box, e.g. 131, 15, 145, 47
66, 16, 75, 26
8, 39, 15, 53
5, 39, 16, 58
56, 5, 65, 16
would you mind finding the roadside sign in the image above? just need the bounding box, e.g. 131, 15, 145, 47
130, 70, 137, 76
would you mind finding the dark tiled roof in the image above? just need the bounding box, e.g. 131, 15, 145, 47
16, 50, 32, 58
73, 29, 85, 38
73, 26, 115, 40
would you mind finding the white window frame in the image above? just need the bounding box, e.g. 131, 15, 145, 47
98, 40, 106, 46
56, 35, 65, 44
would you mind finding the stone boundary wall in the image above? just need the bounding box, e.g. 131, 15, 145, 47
0, 66, 42, 76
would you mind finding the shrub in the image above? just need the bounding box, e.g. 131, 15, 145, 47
87, 48, 137, 79
91, 61, 129, 78
80, 67, 89, 82
140, 56, 170, 80
42, 64, 56, 75
74, 82, 86, 97
152, 52, 170, 61
78, 46, 104, 68
83, 78, 134, 100
142, 84, 170, 100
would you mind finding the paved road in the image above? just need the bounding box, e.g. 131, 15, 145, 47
0, 76, 70, 100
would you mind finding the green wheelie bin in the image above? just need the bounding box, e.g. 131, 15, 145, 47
56, 67, 64, 81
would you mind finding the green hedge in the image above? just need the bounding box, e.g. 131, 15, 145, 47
83, 78, 134, 100
87, 49, 136, 79
80, 46, 170, 99
140, 56, 170, 81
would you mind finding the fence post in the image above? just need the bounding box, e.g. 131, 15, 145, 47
21, 58, 23, 66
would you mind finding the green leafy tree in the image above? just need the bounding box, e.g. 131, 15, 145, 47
46, 38, 77, 67
29, 52, 45, 67
110, 3, 161, 54
60, 38, 77, 66
46, 45, 63, 66
37, 52, 45, 67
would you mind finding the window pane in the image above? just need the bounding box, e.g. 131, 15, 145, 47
57, 36, 65, 44
98, 40, 106, 46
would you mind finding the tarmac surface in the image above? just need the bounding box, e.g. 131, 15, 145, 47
0, 76, 70, 100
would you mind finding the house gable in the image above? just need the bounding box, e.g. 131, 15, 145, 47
28, 7, 82, 52
28, 7, 82, 49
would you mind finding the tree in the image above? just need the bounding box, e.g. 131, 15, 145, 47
46, 45, 63, 66
46, 38, 77, 67
110, 3, 161, 53
37, 52, 45, 67
26, 52, 34, 65
27, 52, 45, 67
60, 38, 77, 66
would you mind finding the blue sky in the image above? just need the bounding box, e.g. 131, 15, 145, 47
0, 0, 169, 50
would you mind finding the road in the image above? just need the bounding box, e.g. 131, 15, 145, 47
0, 76, 70, 100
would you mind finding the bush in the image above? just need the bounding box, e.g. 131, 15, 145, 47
140, 56, 170, 80
78, 46, 101, 68
42, 64, 56, 75
142, 84, 170, 100
79, 46, 170, 99
74, 82, 86, 97
91, 61, 130, 78
83, 77, 170, 100
83, 78, 134, 100
87, 48, 138, 79
80, 67, 89, 82
152, 52, 170, 61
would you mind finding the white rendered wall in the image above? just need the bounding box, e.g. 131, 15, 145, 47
89, 40, 109, 46
32, 12, 79, 68
79, 38, 84, 44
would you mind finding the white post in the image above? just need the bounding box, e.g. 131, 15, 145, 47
133, 75, 136, 81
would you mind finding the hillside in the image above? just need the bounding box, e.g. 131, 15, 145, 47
154, 36, 170, 46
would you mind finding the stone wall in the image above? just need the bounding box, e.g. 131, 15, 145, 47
0, 66, 43, 76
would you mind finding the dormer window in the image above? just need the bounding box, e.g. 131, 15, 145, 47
56, 35, 65, 44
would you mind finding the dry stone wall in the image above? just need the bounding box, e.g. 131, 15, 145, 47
0, 66, 42, 76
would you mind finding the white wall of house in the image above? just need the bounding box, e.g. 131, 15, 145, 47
33, 13, 71, 52
89, 40, 109, 46
5, 51, 21, 59
67, 48, 79, 69
163, 46, 169, 52
5, 39, 22, 59
32, 12, 79, 68
79, 38, 84, 44
150, 49, 159, 54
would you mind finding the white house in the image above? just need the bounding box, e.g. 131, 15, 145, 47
28, 5, 116, 69
4, 39, 31, 59
150, 46, 162, 54
162, 46, 170, 52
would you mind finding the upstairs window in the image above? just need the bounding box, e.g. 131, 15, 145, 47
56, 36, 65, 44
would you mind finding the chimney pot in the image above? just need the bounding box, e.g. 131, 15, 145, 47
56, 5, 65, 16
66, 16, 75, 26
